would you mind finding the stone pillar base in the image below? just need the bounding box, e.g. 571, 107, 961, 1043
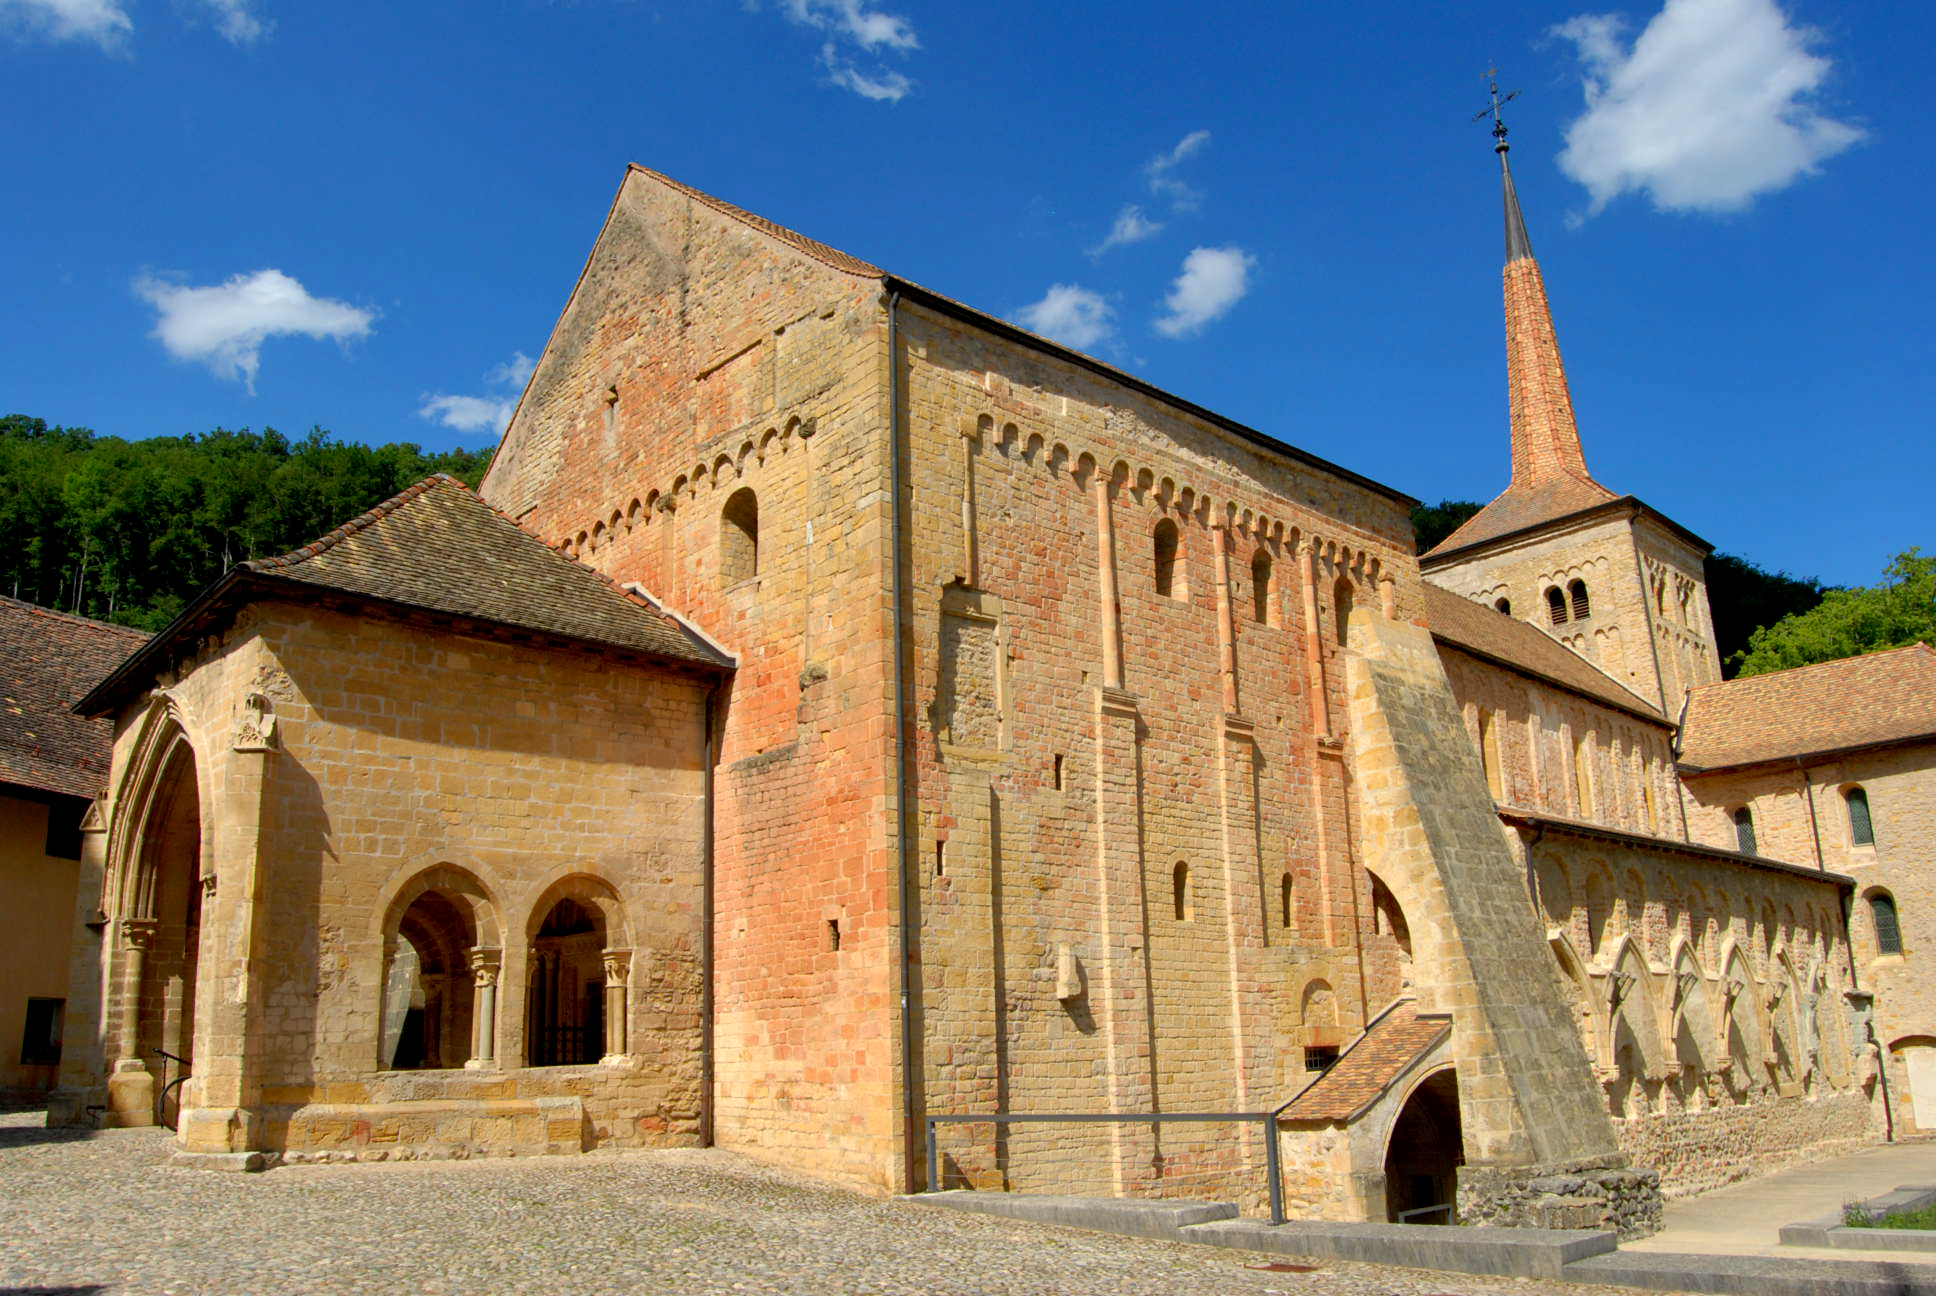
176, 1105, 243, 1154
45, 1087, 101, 1128
1456, 1157, 1662, 1240
106, 1061, 155, 1128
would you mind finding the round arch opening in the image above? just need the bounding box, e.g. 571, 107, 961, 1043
1383, 1068, 1463, 1225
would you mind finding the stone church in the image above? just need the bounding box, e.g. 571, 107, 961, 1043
43, 127, 1903, 1232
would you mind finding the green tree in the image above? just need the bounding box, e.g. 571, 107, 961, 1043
1705, 552, 1826, 677
1410, 499, 1483, 554
1734, 549, 1936, 677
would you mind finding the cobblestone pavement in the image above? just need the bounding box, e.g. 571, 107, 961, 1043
0, 1112, 1673, 1296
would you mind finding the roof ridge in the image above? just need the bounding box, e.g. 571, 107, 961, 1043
0, 594, 150, 639
1690, 640, 1936, 692
247, 474, 455, 571
625, 163, 885, 279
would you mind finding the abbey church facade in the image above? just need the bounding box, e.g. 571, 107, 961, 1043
41, 136, 1914, 1233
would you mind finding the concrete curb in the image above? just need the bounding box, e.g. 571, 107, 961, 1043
921, 1192, 1236, 1241
1781, 1184, 1936, 1252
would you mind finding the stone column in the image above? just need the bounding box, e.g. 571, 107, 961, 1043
1093, 471, 1125, 691
106, 919, 158, 1127
1213, 525, 1239, 714
1093, 685, 1154, 1192
467, 949, 500, 1068
601, 950, 632, 1064
1296, 541, 1329, 737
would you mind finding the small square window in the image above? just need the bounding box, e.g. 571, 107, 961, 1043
1303, 1045, 1339, 1074
44, 798, 85, 860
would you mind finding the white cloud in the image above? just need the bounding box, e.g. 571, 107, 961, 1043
820, 43, 912, 102
1088, 204, 1164, 257
1015, 285, 1114, 351
765, 0, 917, 101
134, 268, 373, 393
1153, 246, 1254, 338
1553, 0, 1863, 215
784, 0, 915, 50
0, 0, 131, 48
1146, 129, 1212, 209
419, 351, 536, 436
201, 0, 266, 43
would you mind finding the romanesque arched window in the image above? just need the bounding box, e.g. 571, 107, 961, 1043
1333, 577, 1354, 647
720, 488, 758, 586
1153, 519, 1182, 599
1732, 806, 1757, 856
528, 897, 608, 1066
1172, 861, 1192, 921
1547, 586, 1568, 625
1569, 579, 1591, 620
1847, 786, 1874, 847
1870, 892, 1903, 956
1251, 549, 1272, 623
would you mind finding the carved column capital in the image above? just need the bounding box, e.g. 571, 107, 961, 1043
122, 918, 158, 951
601, 949, 633, 986
468, 947, 501, 989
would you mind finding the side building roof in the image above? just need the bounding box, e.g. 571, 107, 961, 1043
1, 597, 148, 799
78, 475, 732, 716
1679, 643, 1936, 773
1423, 583, 1665, 724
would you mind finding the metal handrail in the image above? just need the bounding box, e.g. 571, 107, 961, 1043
924, 1109, 1286, 1225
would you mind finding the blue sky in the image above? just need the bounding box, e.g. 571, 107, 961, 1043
2, 0, 1926, 587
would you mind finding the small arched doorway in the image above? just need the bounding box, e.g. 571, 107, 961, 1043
384, 890, 478, 1070
1384, 1068, 1463, 1224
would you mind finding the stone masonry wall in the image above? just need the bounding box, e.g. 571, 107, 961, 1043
1684, 741, 1936, 1138
480, 170, 905, 1191
895, 299, 1421, 1205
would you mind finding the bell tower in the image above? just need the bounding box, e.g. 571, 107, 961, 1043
1421, 79, 1721, 717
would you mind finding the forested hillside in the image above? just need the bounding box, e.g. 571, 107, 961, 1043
1, 414, 491, 630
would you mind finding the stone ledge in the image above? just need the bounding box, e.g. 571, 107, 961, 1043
1563, 1248, 1936, 1294
921, 1191, 1236, 1241
1191, 1218, 1616, 1281
168, 1150, 267, 1173
1781, 1184, 1936, 1252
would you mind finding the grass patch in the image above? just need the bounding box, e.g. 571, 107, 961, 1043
1843, 1199, 1936, 1230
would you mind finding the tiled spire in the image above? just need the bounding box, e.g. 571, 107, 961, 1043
1496, 123, 1594, 488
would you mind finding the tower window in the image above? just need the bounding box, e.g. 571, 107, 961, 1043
1333, 578, 1354, 647
1547, 587, 1568, 625
1569, 580, 1591, 620
1871, 892, 1903, 956
1280, 872, 1295, 929
1847, 786, 1874, 846
720, 488, 758, 586
1172, 861, 1192, 921
1153, 519, 1182, 599
1251, 550, 1273, 623
1732, 806, 1757, 856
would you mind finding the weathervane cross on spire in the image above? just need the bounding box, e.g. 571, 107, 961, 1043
1474, 67, 1521, 152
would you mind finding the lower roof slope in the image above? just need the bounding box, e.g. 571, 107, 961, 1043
1, 597, 148, 798
1423, 583, 1665, 723
1679, 643, 1936, 772
80, 475, 730, 716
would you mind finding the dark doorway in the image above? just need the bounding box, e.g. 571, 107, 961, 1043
1384, 1068, 1463, 1224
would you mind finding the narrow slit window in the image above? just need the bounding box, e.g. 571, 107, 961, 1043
827, 919, 842, 952
1172, 861, 1192, 921
934, 840, 945, 877
1251, 550, 1272, 623
1153, 519, 1181, 599
1733, 806, 1757, 856
1280, 873, 1294, 929
1847, 787, 1874, 846
1333, 578, 1354, 647
1052, 754, 1065, 791
1871, 893, 1903, 956
720, 488, 759, 586
1547, 586, 1569, 625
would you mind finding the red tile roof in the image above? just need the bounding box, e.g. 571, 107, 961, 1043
1424, 583, 1666, 723
0, 597, 147, 799
1277, 1000, 1451, 1123
1679, 643, 1936, 772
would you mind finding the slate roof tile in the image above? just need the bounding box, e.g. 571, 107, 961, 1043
1424, 583, 1665, 722
1679, 643, 1936, 772
1277, 1001, 1451, 1124
0, 597, 147, 799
